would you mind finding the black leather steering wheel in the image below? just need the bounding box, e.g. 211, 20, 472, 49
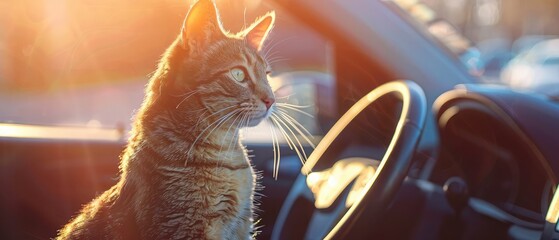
271, 80, 427, 240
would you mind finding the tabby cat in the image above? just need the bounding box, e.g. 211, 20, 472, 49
56, 0, 275, 239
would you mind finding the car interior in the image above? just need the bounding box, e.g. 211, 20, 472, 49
2, 0, 559, 239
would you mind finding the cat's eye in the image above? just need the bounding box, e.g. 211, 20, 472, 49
230, 68, 247, 82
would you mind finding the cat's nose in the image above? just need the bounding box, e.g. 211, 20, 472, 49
262, 97, 275, 110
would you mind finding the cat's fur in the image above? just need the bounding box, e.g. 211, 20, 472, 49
56, 0, 275, 239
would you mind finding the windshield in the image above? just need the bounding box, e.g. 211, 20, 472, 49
389, 0, 559, 96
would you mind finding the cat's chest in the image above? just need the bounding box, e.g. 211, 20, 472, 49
194, 152, 254, 201
221, 153, 255, 198
155, 160, 254, 215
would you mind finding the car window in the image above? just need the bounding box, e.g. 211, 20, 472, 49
0, 1, 334, 143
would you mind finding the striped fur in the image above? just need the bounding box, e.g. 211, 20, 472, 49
56, 1, 275, 239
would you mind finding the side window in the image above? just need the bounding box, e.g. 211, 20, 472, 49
0, 1, 335, 142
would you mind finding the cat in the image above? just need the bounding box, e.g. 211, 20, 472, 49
56, 0, 275, 239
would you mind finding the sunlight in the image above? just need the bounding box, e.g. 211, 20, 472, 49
0, 0, 188, 90
306, 159, 378, 209
346, 166, 376, 208
0, 123, 123, 141
545, 185, 559, 227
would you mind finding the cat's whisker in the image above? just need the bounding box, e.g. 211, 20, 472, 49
264, 46, 289, 58
235, 111, 252, 159
276, 110, 315, 148
262, 36, 297, 61
266, 58, 290, 67
274, 93, 295, 100
276, 102, 314, 109
185, 107, 207, 113
276, 105, 314, 118
215, 107, 253, 156
175, 90, 202, 109
190, 108, 214, 131
202, 109, 246, 146
240, 113, 251, 142
263, 50, 284, 61
268, 119, 281, 179
192, 105, 238, 130
270, 116, 294, 151
244, 110, 254, 127
266, 56, 290, 63
222, 107, 254, 160
267, 121, 277, 178
273, 126, 281, 179
263, 49, 281, 61
236, 108, 252, 124
173, 89, 200, 97
186, 109, 243, 164
271, 112, 309, 163
240, 108, 253, 130
277, 108, 314, 137
271, 116, 305, 165
270, 114, 307, 165
214, 110, 245, 169
219, 109, 246, 160
193, 109, 241, 142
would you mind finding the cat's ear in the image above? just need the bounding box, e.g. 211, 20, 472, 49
243, 12, 275, 51
180, 0, 225, 53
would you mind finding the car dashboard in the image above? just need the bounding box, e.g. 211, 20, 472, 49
436, 95, 552, 222
333, 83, 559, 239
426, 84, 559, 239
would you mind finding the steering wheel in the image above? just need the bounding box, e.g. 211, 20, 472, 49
271, 80, 427, 239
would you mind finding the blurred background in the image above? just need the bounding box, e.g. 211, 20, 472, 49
0, 0, 331, 133
0, 0, 558, 128
418, 0, 559, 91
425, 0, 559, 42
